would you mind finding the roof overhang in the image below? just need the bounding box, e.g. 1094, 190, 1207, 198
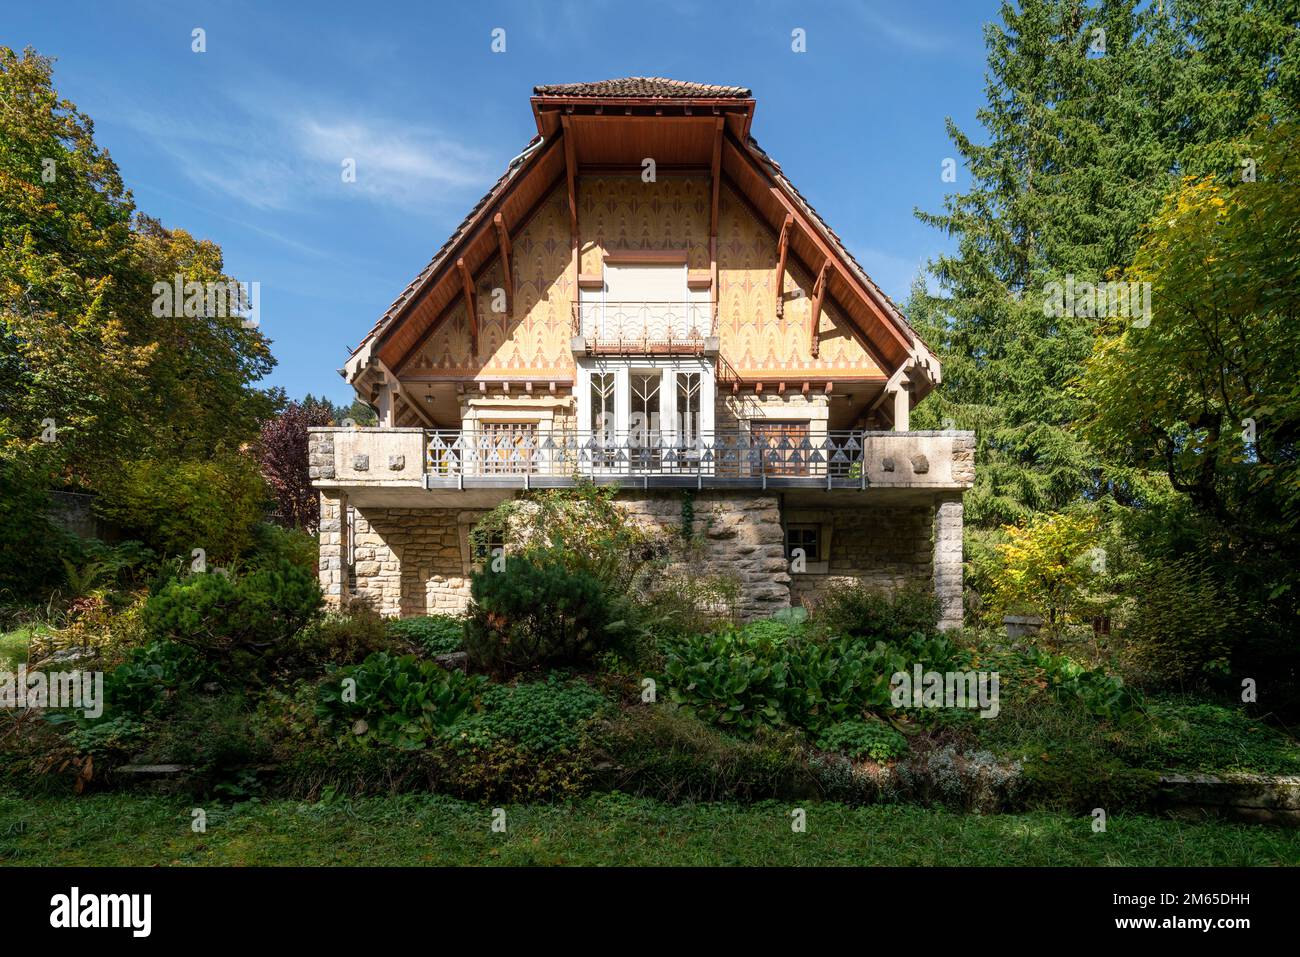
344, 80, 939, 402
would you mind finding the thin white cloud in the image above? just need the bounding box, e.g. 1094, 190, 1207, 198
112, 91, 492, 212
852, 6, 953, 55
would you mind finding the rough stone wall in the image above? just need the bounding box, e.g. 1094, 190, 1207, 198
788, 505, 935, 610
327, 492, 958, 627
617, 491, 791, 622
351, 507, 487, 617
309, 431, 335, 481
318, 491, 346, 604
932, 494, 964, 630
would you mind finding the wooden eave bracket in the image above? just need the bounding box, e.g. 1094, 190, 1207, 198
809, 260, 832, 358
493, 213, 512, 313
775, 213, 793, 317
457, 257, 478, 355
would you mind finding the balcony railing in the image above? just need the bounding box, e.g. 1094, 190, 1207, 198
572, 300, 715, 353
427, 428, 865, 486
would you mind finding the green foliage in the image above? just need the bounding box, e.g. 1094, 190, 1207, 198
810, 581, 941, 644
470, 484, 660, 592
464, 548, 622, 675
0, 447, 74, 599
136, 693, 272, 789
297, 604, 403, 669
816, 719, 909, 762
1027, 648, 1135, 720
387, 615, 464, 657
100, 640, 207, 718
141, 559, 321, 672
248, 523, 318, 573
664, 615, 963, 736
317, 652, 486, 750
0, 47, 277, 496
452, 674, 608, 754
1118, 556, 1234, 687
96, 455, 270, 564
595, 706, 815, 803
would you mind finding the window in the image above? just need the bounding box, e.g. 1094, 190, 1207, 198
478, 420, 537, 475
677, 372, 701, 443
751, 420, 812, 475
785, 524, 821, 563
590, 372, 615, 436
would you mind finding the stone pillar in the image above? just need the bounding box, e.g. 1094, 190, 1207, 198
932, 493, 964, 630
892, 385, 910, 431
319, 490, 349, 607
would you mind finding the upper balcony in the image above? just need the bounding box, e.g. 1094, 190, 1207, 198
571, 300, 717, 355
309, 427, 974, 496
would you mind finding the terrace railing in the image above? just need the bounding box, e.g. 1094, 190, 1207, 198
426, 428, 866, 483
572, 300, 715, 353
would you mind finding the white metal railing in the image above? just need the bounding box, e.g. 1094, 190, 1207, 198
426, 428, 865, 480
573, 300, 715, 350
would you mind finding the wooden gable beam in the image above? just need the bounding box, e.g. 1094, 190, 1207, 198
775, 212, 793, 317
560, 116, 580, 310
457, 257, 478, 356
709, 117, 724, 311
493, 213, 513, 313
809, 260, 832, 359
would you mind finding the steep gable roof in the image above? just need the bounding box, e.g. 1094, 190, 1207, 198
346, 78, 937, 397
533, 77, 751, 98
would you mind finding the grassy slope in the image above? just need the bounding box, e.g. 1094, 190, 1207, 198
1, 793, 1296, 866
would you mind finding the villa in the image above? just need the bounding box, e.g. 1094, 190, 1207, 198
309, 77, 973, 626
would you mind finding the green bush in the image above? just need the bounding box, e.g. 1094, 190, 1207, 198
101, 640, 208, 717
297, 603, 402, 668
594, 706, 816, 802
248, 523, 318, 573
1119, 556, 1234, 687
137, 693, 272, 793
142, 559, 321, 672
452, 674, 608, 754
387, 615, 464, 656
811, 580, 941, 644
0, 447, 77, 600
664, 613, 967, 737
816, 719, 909, 762
464, 548, 622, 675
317, 652, 487, 750
96, 454, 270, 565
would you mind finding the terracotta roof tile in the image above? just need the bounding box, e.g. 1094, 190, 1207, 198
533, 77, 751, 99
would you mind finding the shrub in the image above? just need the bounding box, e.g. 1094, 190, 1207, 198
664, 613, 967, 737
469, 484, 660, 592
248, 522, 318, 573
811, 580, 941, 645
816, 719, 909, 762
387, 615, 464, 656
96, 454, 270, 564
142, 559, 321, 672
316, 652, 486, 750
452, 674, 608, 754
136, 693, 273, 793
594, 706, 816, 802
464, 548, 622, 675
1118, 556, 1234, 687
0, 446, 75, 601
100, 640, 208, 717
297, 602, 401, 668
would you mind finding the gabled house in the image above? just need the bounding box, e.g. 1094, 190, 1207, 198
309, 77, 973, 627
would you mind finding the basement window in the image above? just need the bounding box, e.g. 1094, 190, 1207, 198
785, 524, 821, 563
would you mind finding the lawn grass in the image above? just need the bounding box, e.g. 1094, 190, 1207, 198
0, 626, 42, 670
1, 792, 1295, 866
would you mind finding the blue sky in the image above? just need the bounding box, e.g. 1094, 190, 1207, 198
5, 0, 994, 406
